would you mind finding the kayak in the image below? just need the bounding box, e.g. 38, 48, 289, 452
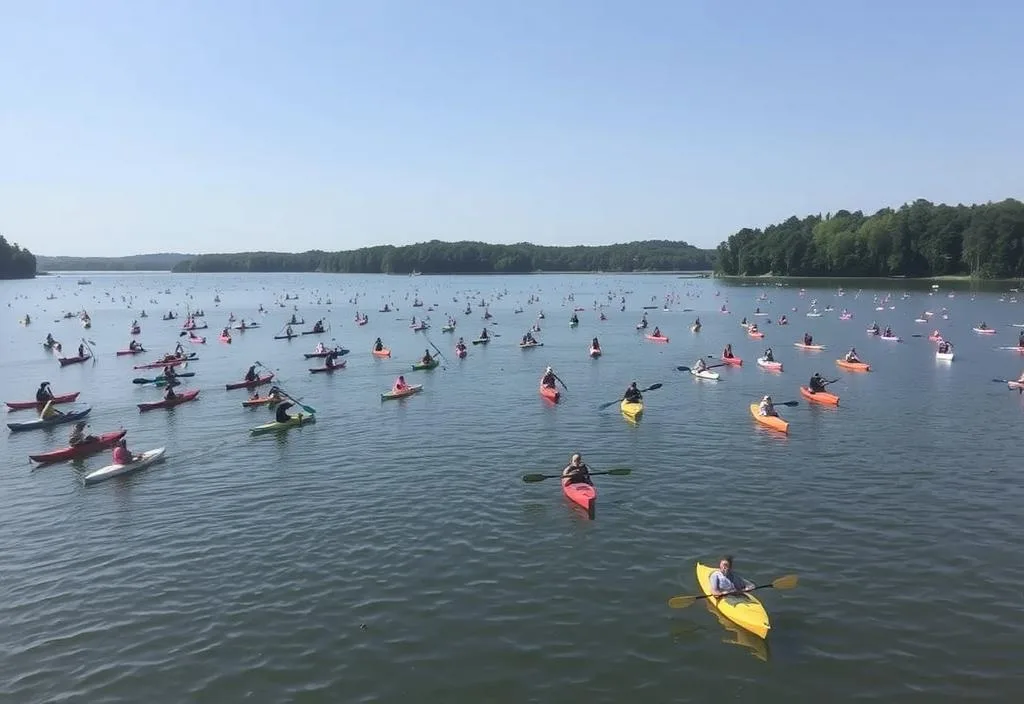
251, 413, 316, 434
620, 398, 643, 420
645, 334, 669, 343
835, 359, 870, 372
8, 406, 91, 432
182, 323, 208, 330
242, 395, 282, 407
747, 330, 764, 339
539, 385, 560, 403
83, 447, 167, 485
756, 357, 783, 372
589, 347, 602, 358
880, 334, 901, 342
799, 386, 839, 406
695, 562, 770, 639
455, 347, 467, 358
1009, 381, 1024, 391
219, 334, 232, 343
305, 349, 349, 358
58, 354, 91, 366
30, 429, 128, 464
234, 323, 261, 330
225, 373, 274, 390
562, 477, 596, 519
188, 335, 207, 344
372, 348, 392, 358
442, 325, 456, 333
138, 389, 200, 412
381, 384, 423, 401
935, 351, 955, 361
520, 342, 543, 349
749, 403, 788, 434
116, 348, 146, 356
309, 362, 347, 373
411, 359, 439, 370
6, 391, 80, 411
274, 333, 298, 340
301, 328, 326, 335
691, 369, 720, 381
720, 356, 742, 366
133, 372, 196, 385
472, 338, 491, 345
690, 325, 701, 333
793, 342, 825, 350
134, 355, 195, 370
973, 327, 997, 334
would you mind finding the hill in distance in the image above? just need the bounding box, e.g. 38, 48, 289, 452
37, 252, 195, 272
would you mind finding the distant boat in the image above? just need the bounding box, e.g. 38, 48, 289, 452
77, 279, 91, 285
410, 270, 422, 277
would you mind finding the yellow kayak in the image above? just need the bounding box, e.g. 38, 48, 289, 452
695, 561, 770, 639
620, 398, 643, 421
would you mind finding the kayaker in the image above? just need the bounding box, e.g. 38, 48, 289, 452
480, 328, 489, 340
40, 399, 63, 420
78, 343, 86, 358
68, 421, 98, 446
693, 358, 708, 373
758, 395, 777, 417
315, 341, 327, 354
313, 319, 324, 333
36, 382, 54, 403
393, 375, 409, 392
808, 372, 827, 393
244, 365, 258, 382
748, 323, 758, 333
24, 314, 31, 324
421, 350, 434, 365
883, 326, 893, 337
591, 337, 601, 352
694, 316, 701, 327
844, 348, 861, 363
1018, 330, 1024, 348
456, 336, 465, 347
163, 384, 178, 401
561, 454, 592, 486
174, 341, 185, 357
637, 315, 647, 329
570, 313, 579, 324
521, 334, 532, 345
163, 363, 177, 382
112, 438, 138, 465
285, 325, 294, 337
937, 340, 952, 354
803, 333, 813, 346
45, 333, 56, 347
623, 382, 642, 402
374, 338, 385, 352
275, 401, 297, 424
779, 315, 788, 325
222, 327, 230, 337
740, 317, 747, 326
652, 326, 662, 337
541, 367, 557, 389
722, 344, 734, 359
763, 347, 775, 362
708, 556, 754, 596
325, 350, 340, 369
129, 340, 142, 351
978, 322, 989, 330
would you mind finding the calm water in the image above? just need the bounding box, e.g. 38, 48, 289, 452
2, 273, 1022, 702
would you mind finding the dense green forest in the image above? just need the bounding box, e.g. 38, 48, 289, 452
715, 198, 1024, 279
0, 234, 36, 279
172, 240, 714, 274
37, 253, 193, 271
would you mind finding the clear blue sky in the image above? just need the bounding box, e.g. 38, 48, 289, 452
2, 0, 1022, 257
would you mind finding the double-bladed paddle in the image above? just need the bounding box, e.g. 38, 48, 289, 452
553, 372, 568, 390
667, 574, 799, 609
598, 383, 663, 410
522, 468, 631, 483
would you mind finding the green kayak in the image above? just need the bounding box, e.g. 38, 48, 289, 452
411, 359, 439, 370
250, 413, 316, 435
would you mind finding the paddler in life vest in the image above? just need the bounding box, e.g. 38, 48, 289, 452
78, 343, 87, 358
163, 384, 178, 401
722, 343, 734, 359
561, 454, 592, 486
591, 337, 601, 352
540, 366, 557, 389
748, 323, 759, 334
844, 348, 860, 363
312, 319, 325, 333
937, 340, 952, 354
693, 358, 708, 373
275, 401, 297, 424
393, 375, 409, 392
173, 341, 185, 357
40, 399, 64, 420
623, 382, 642, 403
68, 421, 98, 446
244, 365, 258, 382
374, 338, 385, 352
803, 333, 813, 346
222, 327, 230, 338
758, 395, 777, 417
129, 340, 142, 351
651, 326, 662, 338
45, 333, 56, 348
763, 347, 775, 362
325, 350, 340, 369
808, 372, 827, 393
315, 341, 327, 354
708, 556, 754, 596
112, 438, 137, 465
421, 349, 434, 365
36, 382, 54, 404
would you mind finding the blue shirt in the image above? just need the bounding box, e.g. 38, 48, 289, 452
709, 569, 748, 594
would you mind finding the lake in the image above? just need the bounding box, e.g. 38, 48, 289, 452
1, 272, 1022, 702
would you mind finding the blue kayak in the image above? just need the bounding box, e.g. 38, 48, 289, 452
7, 407, 91, 432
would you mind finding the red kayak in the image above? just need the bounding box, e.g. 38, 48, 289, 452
189, 335, 206, 344
29, 429, 127, 464
225, 373, 274, 390
116, 348, 146, 356
6, 391, 81, 411
562, 477, 596, 519
539, 385, 560, 403
58, 354, 91, 366
309, 362, 346, 373
720, 356, 743, 366
138, 389, 200, 412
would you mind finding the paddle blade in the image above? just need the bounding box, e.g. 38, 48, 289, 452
598, 399, 622, 410
771, 574, 799, 590
522, 473, 556, 483
132, 378, 149, 384
778, 400, 800, 407
667, 594, 698, 609
675, 366, 691, 372
645, 383, 663, 391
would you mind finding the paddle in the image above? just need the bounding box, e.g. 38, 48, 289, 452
255, 363, 316, 414
674, 363, 724, 373
598, 383, 663, 410
553, 372, 568, 390
522, 468, 631, 483
427, 339, 448, 369
667, 574, 799, 609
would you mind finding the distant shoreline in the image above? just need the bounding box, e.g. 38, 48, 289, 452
715, 274, 1022, 284
38, 269, 714, 277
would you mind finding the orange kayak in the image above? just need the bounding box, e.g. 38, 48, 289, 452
835, 359, 870, 372
539, 385, 560, 403
645, 334, 669, 343
749, 403, 788, 433
800, 386, 839, 406
562, 477, 596, 519
372, 348, 391, 358
720, 356, 743, 366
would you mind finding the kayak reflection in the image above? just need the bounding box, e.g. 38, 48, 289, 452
704, 601, 770, 662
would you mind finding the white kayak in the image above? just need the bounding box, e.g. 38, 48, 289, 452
935, 351, 955, 361
691, 368, 720, 381
756, 357, 783, 372
83, 447, 167, 485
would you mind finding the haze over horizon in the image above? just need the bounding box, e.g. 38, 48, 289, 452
4, 1, 1022, 258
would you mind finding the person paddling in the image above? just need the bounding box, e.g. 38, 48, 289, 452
808, 372, 827, 393
112, 438, 138, 465
325, 349, 340, 369
78, 343, 86, 358
479, 328, 489, 340
652, 326, 662, 338
541, 366, 557, 389
421, 349, 434, 365
393, 375, 409, 392
163, 384, 178, 401
758, 395, 777, 417
591, 337, 601, 352
803, 333, 813, 346
244, 365, 258, 383
844, 348, 860, 363
36, 382, 54, 404
1018, 330, 1024, 349
762, 347, 775, 363
374, 338, 385, 352
693, 358, 708, 373
723, 343, 734, 359
623, 381, 642, 403
40, 399, 64, 420
68, 421, 98, 446
562, 453, 592, 486
708, 556, 755, 596
275, 401, 297, 424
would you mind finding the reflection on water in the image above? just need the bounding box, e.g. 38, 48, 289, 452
705, 601, 769, 662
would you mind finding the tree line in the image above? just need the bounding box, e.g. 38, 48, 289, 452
0, 234, 36, 279
171, 240, 715, 274
715, 198, 1024, 279
36, 253, 193, 272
